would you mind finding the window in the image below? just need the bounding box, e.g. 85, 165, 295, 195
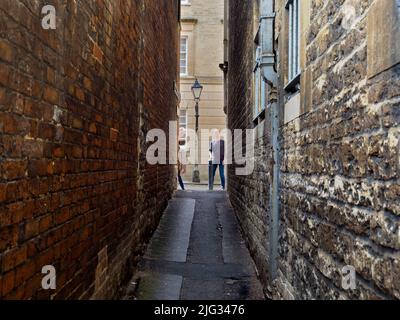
181, 0, 190, 4
178, 108, 187, 142
253, 47, 266, 119
286, 0, 301, 87
252, 0, 265, 119
179, 109, 187, 130
180, 37, 188, 76
179, 109, 187, 131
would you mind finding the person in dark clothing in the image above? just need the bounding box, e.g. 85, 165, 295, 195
209, 130, 225, 190
177, 128, 186, 190
178, 161, 185, 190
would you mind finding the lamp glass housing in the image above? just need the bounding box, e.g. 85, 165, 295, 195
191, 79, 203, 101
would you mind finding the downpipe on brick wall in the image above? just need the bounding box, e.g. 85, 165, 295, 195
260, 0, 280, 282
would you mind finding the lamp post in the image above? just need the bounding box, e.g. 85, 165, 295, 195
191, 78, 203, 183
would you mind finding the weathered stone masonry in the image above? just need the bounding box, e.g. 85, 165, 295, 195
227, 0, 399, 299
0, 0, 179, 299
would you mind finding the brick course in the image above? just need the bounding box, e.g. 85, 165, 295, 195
0, 0, 179, 299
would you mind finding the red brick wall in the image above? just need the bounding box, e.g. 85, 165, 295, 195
227, 0, 273, 291
0, 0, 179, 299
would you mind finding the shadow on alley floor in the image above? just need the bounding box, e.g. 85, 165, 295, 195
125, 189, 265, 300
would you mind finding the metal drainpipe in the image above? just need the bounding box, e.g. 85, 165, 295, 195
259, 0, 279, 281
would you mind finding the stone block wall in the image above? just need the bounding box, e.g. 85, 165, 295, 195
0, 0, 179, 299
277, 0, 400, 300
227, 0, 399, 299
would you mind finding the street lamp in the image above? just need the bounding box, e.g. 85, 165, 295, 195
191, 78, 203, 183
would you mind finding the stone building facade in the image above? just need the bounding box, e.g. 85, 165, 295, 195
0, 0, 180, 299
180, 0, 226, 184
226, 0, 400, 299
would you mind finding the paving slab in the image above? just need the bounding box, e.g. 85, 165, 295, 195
130, 190, 265, 300
135, 272, 183, 300
145, 198, 195, 263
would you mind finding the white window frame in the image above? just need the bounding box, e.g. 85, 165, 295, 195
180, 37, 188, 76
181, 0, 190, 5
179, 109, 187, 130
286, 0, 301, 88
253, 46, 266, 119
178, 108, 188, 142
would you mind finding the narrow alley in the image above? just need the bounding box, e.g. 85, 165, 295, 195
0, 0, 399, 304
126, 190, 264, 300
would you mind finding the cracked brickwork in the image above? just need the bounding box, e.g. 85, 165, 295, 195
228, 0, 400, 299
0, 0, 179, 299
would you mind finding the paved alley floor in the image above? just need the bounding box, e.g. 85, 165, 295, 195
128, 190, 265, 300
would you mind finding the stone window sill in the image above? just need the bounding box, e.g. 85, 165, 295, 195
284, 73, 301, 92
